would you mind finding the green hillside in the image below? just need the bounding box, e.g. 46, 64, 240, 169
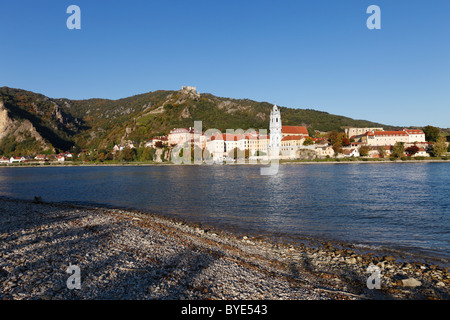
0, 86, 400, 156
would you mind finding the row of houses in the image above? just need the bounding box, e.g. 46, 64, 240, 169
0, 152, 74, 164
347, 128, 426, 146
339, 143, 431, 159
167, 125, 312, 161
113, 136, 169, 153
166, 123, 433, 161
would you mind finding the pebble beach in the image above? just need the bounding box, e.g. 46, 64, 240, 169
0, 197, 448, 300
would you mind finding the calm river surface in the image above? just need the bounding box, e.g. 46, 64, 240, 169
0, 163, 449, 264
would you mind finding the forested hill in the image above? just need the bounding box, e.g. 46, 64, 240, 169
0, 86, 392, 155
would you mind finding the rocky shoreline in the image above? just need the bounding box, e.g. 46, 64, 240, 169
0, 197, 448, 300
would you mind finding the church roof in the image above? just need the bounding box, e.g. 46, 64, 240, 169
281, 135, 305, 141
282, 126, 309, 136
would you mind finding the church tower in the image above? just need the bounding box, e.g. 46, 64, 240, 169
269, 104, 282, 159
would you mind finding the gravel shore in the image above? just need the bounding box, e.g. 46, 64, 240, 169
0, 197, 448, 300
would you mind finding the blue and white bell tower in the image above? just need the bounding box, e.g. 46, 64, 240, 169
269, 104, 282, 159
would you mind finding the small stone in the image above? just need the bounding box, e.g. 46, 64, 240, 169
401, 278, 422, 287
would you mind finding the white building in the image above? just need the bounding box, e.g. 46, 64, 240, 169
269, 104, 282, 159
342, 148, 360, 158
314, 145, 334, 158
413, 148, 430, 157
205, 131, 270, 162
362, 129, 425, 146
279, 136, 306, 160
168, 127, 204, 148
345, 127, 384, 139
9, 157, 25, 163
206, 133, 225, 161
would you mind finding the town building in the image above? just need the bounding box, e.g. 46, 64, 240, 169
34, 155, 47, 161
282, 126, 309, 138
248, 133, 269, 157
280, 136, 306, 159
342, 148, 360, 158
362, 129, 425, 146
205, 131, 270, 162
168, 127, 203, 147
9, 156, 25, 163
345, 127, 384, 139
314, 145, 334, 158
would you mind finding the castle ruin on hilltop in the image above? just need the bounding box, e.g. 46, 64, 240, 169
180, 86, 200, 98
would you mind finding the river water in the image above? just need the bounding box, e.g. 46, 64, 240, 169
0, 163, 448, 264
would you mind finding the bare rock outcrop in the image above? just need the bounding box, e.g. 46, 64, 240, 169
0, 100, 47, 147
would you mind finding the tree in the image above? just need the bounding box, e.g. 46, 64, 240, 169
307, 127, 316, 137
228, 147, 238, 159
154, 141, 164, 148
228, 147, 245, 160
423, 125, 441, 142
191, 145, 203, 162
392, 142, 405, 158
120, 147, 136, 162
96, 152, 106, 162
303, 137, 314, 146
140, 147, 155, 161
342, 138, 351, 147
405, 145, 419, 156
378, 146, 386, 158
332, 142, 343, 155
359, 145, 370, 157
432, 135, 447, 157
327, 130, 346, 145
328, 131, 346, 156
105, 152, 114, 161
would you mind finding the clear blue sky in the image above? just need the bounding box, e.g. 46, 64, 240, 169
1, 0, 449, 128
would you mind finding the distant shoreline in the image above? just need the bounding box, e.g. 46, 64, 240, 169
0, 158, 449, 168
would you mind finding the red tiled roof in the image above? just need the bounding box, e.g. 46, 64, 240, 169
403, 129, 424, 135
365, 129, 425, 137
343, 149, 356, 155
281, 135, 305, 141
170, 128, 202, 134
282, 126, 309, 135
366, 131, 408, 137
170, 128, 189, 134
210, 133, 270, 141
